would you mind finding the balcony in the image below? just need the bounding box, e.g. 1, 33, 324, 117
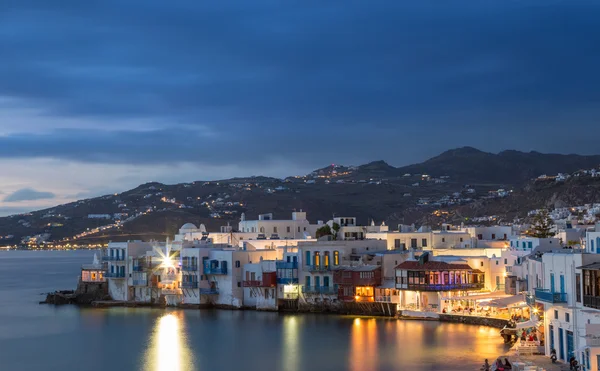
276, 261, 298, 269
181, 282, 198, 289
302, 286, 338, 295
181, 265, 198, 272
132, 265, 146, 272
162, 288, 182, 295
132, 279, 147, 286
204, 266, 227, 275
102, 256, 125, 262
242, 280, 262, 287
105, 271, 126, 278
199, 288, 219, 295
277, 277, 299, 285
280, 293, 299, 300
306, 265, 331, 272
404, 282, 484, 291
534, 288, 567, 303
583, 295, 600, 310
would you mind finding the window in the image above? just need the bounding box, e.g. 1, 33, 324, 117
592, 240, 595, 252
480, 262, 484, 267
576, 274, 581, 303
324, 251, 330, 267
237, 282, 241, 287
303, 227, 306, 231
305, 251, 311, 266
565, 313, 570, 322
422, 239, 427, 247
554, 310, 558, 319
411, 239, 417, 248
460, 238, 463, 242
492, 234, 496, 240
334, 251, 339, 265
314, 251, 320, 267
442, 238, 445, 243
504, 258, 507, 265
298, 226, 301, 233
496, 261, 499, 265
394, 239, 401, 249
287, 226, 291, 233
235, 260, 240, 268
305, 276, 311, 287
260, 227, 265, 233
477, 234, 483, 240
274, 227, 278, 233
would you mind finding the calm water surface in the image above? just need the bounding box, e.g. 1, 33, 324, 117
0, 250, 508, 370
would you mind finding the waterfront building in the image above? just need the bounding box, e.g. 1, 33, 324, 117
297, 240, 387, 308
366, 228, 472, 251
462, 226, 513, 242
104, 241, 156, 301
242, 260, 277, 310
238, 211, 321, 239
180, 242, 219, 306
333, 266, 381, 302
329, 217, 388, 240
276, 250, 300, 310
578, 262, 600, 370
81, 253, 105, 283
395, 252, 485, 312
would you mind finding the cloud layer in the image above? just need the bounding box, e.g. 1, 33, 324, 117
4, 188, 56, 202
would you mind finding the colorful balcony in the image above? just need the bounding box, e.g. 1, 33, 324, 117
302, 286, 338, 295
181, 265, 198, 272
277, 277, 299, 285
105, 271, 126, 278
181, 282, 198, 289
306, 265, 331, 272
534, 288, 567, 303
276, 261, 298, 269
583, 295, 600, 310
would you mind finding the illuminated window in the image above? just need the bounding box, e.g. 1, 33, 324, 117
314, 252, 320, 266
324, 251, 330, 267
333, 251, 339, 265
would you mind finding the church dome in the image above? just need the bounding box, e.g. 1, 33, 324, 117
180, 223, 198, 232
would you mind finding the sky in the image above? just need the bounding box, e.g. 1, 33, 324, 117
1, 0, 600, 216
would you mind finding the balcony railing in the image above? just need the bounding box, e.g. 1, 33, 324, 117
105, 271, 126, 278
132, 279, 147, 286
302, 286, 338, 295
583, 295, 600, 309
535, 288, 567, 303
403, 282, 484, 291
181, 265, 198, 272
132, 265, 145, 272
102, 256, 125, 262
277, 277, 299, 285
280, 293, 299, 300
242, 280, 262, 287
306, 265, 331, 272
276, 261, 298, 269
181, 282, 198, 289
199, 288, 219, 295
204, 266, 228, 275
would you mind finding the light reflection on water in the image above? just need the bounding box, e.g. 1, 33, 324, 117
143, 312, 195, 371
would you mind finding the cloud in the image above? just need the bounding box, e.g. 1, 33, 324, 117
3, 188, 56, 202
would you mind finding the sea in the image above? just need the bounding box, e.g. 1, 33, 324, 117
0, 250, 508, 371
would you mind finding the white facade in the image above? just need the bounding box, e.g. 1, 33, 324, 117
105, 241, 155, 301
462, 226, 513, 241
585, 231, 600, 254
367, 230, 472, 250
237, 211, 320, 239
242, 260, 277, 310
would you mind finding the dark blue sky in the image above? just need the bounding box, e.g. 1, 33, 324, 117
0, 0, 599, 214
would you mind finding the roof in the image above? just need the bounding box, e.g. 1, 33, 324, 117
577, 263, 600, 270
395, 261, 474, 271
180, 223, 198, 230
332, 265, 380, 272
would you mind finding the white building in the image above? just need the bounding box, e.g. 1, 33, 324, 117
238, 211, 320, 239
104, 241, 157, 301
242, 260, 277, 310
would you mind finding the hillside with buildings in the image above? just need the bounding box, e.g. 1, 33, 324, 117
1, 147, 600, 247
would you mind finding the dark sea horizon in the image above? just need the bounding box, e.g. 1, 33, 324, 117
0, 250, 508, 371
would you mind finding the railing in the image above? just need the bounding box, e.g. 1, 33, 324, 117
404, 282, 484, 291
132, 280, 147, 286
276, 261, 298, 269
242, 280, 262, 287
535, 288, 567, 303
132, 265, 145, 272
204, 266, 228, 275
306, 265, 331, 272
102, 256, 125, 261
105, 272, 126, 278
181, 282, 198, 289
199, 288, 219, 295
277, 277, 299, 285
181, 265, 198, 272
302, 286, 338, 295
280, 293, 299, 300
583, 295, 600, 309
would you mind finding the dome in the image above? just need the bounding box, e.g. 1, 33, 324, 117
180, 223, 198, 232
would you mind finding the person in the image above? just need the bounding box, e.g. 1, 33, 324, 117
504, 358, 512, 370
550, 348, 557, 363
570, 357, 579, 370
495, 358, 505, 371
481, 359, 490, 371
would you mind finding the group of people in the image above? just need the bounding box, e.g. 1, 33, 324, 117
481, 358, 512, 371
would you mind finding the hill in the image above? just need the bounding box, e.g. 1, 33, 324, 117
2, 147, 600, 246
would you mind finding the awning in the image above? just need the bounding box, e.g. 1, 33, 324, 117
487, 294, 526, 308
515, 320, 542, 329
441, 292, 510, 301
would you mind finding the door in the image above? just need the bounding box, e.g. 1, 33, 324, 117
551, 273, 555, 293
560, 275, 565, 293
567, 330, 574, 361
549, 325, 554, 353
314, 276, 321, 288
559, 327, 564, 361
